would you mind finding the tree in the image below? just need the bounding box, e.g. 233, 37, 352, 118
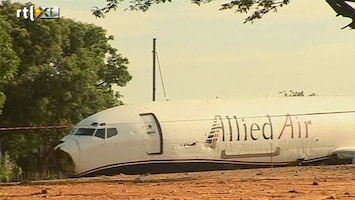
93, 0, 355, 29
93, 0, 290, 23
0, 0, 131, 174
326, 0, 355, 29
0, 15, 19, 114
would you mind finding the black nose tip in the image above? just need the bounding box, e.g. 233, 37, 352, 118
54, 148, 76, 177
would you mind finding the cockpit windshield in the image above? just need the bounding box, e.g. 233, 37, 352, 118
70, 127, 118, 138
75, 128, 95, 136
95, 129, 105, 139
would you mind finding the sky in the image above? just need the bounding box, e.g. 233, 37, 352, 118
15, 0, 355, 104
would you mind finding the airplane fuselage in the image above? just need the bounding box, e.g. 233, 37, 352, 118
54, 97, 355, 177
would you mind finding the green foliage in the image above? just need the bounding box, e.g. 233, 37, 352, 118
0, 13, 20, 113
0, 0, 131, 176
0, 152, 21, 182
0, 152, 10, 182
0, 17, 18, 82
95, 0, 290, 23
0, 92, 4, 115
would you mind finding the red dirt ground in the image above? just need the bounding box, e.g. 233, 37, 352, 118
0, 165, 354, 200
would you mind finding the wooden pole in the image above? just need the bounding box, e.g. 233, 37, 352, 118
153, 38, 156, 101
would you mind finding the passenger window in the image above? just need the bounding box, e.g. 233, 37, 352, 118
75, 128, 95, 136
95, 129, 105, 139
107, 128, 118, 138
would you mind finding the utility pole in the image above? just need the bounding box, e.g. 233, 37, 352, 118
152, 38, 156, 101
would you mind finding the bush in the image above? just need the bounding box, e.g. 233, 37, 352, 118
0, 152, 22, 182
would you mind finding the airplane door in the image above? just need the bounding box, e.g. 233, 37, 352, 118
140, 113, 163, 155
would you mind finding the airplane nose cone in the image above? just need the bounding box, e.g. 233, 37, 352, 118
54, 147, 76, 177
54, 137, 79, 177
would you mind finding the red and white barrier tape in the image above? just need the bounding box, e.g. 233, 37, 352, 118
0, 126, 68, 131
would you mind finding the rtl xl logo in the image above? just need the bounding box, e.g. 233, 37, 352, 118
16, 5, 60, 21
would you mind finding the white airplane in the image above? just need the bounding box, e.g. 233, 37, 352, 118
54, 96, 355, 177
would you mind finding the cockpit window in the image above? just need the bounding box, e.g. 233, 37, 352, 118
75, 128, 95, 136
95, 129, 105, 139
107, 128, 118, 138
69, 128, 78, 135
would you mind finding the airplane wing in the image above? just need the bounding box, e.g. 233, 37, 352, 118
330, 147, 355, 163
326, 0, 355, 29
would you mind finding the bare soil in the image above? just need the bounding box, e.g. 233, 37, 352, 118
0, 165, 354, 200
